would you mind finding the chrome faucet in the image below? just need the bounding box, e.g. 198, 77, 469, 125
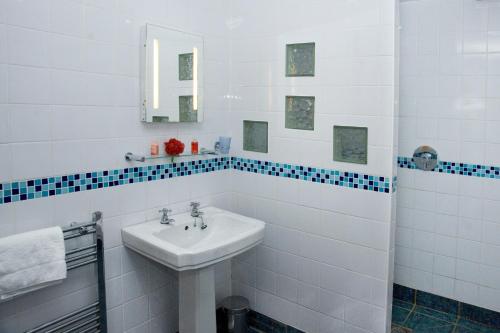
159, 208, 174, 225
190, 202, 207, 229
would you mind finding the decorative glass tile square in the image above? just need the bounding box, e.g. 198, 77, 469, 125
179, 53, 193, 80
243, 121, 268, 153
179, 95, 197, 122
286, 42, 315, 77
285, 96, 315, 130
333, 126, 368, 164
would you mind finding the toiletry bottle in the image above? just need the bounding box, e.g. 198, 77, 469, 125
191, 140, 199, 155
151, 143, 159, 156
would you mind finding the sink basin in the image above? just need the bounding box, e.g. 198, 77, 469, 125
121, 206, 266, 333
122, 206, 265, 271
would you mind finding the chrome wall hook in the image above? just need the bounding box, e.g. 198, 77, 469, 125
412, 146, 438, 171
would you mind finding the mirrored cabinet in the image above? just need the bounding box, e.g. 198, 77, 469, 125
142, 24, 204, 123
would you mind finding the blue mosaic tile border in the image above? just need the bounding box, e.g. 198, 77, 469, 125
217, 308, 305, 333
0, 156, 394, 206
398, 156, 500, 179
231, 157, 391, 193
0, 157, 231, 205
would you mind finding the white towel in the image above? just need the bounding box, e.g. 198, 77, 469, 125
0, 227, 67, 302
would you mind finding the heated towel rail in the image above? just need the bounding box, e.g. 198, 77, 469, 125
25, 211, 107, 333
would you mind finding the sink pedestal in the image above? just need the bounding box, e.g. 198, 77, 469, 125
179, 266, 216, 333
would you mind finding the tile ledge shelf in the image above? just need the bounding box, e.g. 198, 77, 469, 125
125, 149, 220, 163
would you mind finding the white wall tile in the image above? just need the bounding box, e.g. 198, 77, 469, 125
8, 105, 52, 142
0, 1, 234, 331
7, 26, 49, 67
123, 295, 148, 330
49, 0, 84, 37
8, 66, 50, 104
397, 0, 500, 311
3, 0, 50, 30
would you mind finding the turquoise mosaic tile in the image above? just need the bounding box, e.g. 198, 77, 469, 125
333, 126, 368, 164
286, 42, 315, 77
243, 120, 268, 153
285, 96, 314, 130
231, 157, 391, 193
179, 52, 193, 80
0, 157, 230, 205
0, 156, 394, 206
179, 95, 197, 122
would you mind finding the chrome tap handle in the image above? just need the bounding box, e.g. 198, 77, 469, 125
159, 208, 174, 224
190, 202, 200, 209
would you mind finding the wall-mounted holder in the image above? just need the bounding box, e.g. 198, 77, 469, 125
125, 152, 146, 162
125, 149, 217, 163
412, 146, 438, 171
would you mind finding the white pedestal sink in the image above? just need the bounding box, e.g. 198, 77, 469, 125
121, 207, 265, 333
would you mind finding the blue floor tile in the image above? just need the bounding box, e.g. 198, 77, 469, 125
416, 290, 459, 315
394, 299, 414, 310
391, 286, 500, 333
249, 328, 265, 333
456, 319, 500, 333
393, 305, 412, 325
414, 305, 458, 323
391, 327, 412, 333
461, 303, 500, 328
394, 284, 416, 303
405, 312, 455, 333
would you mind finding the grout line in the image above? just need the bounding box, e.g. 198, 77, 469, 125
455, 302, 462, 327
401, 303, 415, 326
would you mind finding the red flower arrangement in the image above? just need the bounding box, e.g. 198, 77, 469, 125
164, 138, 185, 156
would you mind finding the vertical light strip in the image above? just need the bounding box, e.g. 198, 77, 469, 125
192, 47, 198, 111
153, 39, 159, 110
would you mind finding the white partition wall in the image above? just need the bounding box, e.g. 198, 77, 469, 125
228, 1, 399, 332
397, 0, 500, 313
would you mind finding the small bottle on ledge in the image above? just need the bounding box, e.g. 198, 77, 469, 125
191, 139, 199, 155
150, 142, 159, 156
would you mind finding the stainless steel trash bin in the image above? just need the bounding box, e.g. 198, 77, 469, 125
221, 296, 250, 333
